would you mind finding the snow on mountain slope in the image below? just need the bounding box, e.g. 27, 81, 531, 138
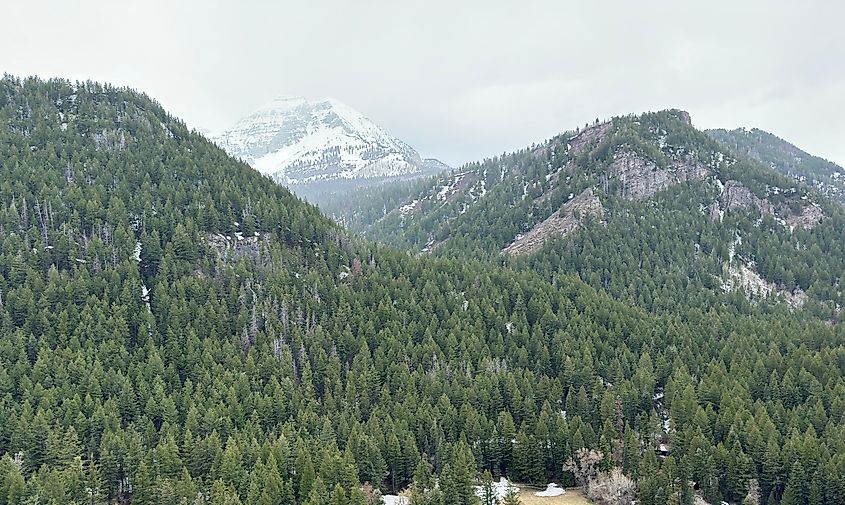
707, 127, 845, 204
213, 96, 448, 196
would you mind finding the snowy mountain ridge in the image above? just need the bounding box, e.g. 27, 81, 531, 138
212, 96, 448, 198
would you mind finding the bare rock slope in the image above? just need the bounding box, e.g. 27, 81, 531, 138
503, 188, 604, 256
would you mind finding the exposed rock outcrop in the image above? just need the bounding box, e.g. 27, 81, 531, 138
607, 148, 709, 201
786, 204, 824, 230
208, 232, 266, 262
723, 263, 807, 308
92, 129, 127, 152
675, 110, 692, 126
569, 121, 613, 156
534, 121, 613, 193
710, 180, 824, 231
503, 188, 604, 256
719, 180, 773, 215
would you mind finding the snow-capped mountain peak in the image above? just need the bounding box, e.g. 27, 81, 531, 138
213, 96, 447, 198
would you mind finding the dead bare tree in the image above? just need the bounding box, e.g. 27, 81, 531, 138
586, 468, 636, 505
563, 448, 603, 487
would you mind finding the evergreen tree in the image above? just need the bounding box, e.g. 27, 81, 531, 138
479, 471, 498, 505
501, 484, 521, 505
0, 76, 844, 505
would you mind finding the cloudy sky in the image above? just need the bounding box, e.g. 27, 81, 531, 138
3, 1, 844, 167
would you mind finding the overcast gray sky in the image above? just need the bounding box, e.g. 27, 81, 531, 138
3, 1, 844, 167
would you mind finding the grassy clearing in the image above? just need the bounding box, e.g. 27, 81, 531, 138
516, 486, 593, 505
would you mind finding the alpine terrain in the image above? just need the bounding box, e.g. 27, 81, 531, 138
213, 96, 448, 202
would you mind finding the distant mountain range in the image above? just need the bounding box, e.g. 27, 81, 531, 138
212, 96, 448, 202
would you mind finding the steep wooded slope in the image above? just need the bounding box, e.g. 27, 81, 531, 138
2, 79, 845, 505
708, 127, 845, 203
333, 111, 845, 314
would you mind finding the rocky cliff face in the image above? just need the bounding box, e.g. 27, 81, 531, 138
503, 188, 604, 256
709, 180, 823, 230
722, 262, 807, 308
607, 148, 710, 201
536, 121, 612, 193
570, 121, 613, 156
716, 180, 774, 215
786, 204, 824, 230
545, 113, 708, 204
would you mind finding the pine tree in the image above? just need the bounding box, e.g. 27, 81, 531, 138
296, 450, 317, 500
210, 479, 243, 505
415, 459, 434, 489
386, 431, 403, 492
496, 411, 516, 475
2, 459, 26, 505
479, 471, 497, 505
781, 461, 806, 505
331, 483, 349, 505
501, 483, 521, 505
83, 454, 105, 505
304, 477, 329, 505
219, 442, 244, 490
441, 441, 478, 505
172, 223, 195, 262
359, 436, 387, 488
131, 459, 156, 505
808, 472, 822, 505
440, 463, 459, 505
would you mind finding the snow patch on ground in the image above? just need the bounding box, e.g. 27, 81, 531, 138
727, 232, 741, 263
141, 284, 150, 309
435, 172, 470, 201
399, 199, 420, 216
534, 484, 564, 497
382, 496, 408, 505
437, 183, 452, 201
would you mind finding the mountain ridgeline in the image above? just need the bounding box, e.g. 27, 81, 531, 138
1, 77, 845, 505
707, 127, 845, 203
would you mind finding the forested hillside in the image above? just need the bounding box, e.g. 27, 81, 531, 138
330, 111, 845, 316
708, 128, 845, 204
1, 77, 845, 505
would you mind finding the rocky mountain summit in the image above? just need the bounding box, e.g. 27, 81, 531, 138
213, 96, 448, 200
340, 110, 827, 257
